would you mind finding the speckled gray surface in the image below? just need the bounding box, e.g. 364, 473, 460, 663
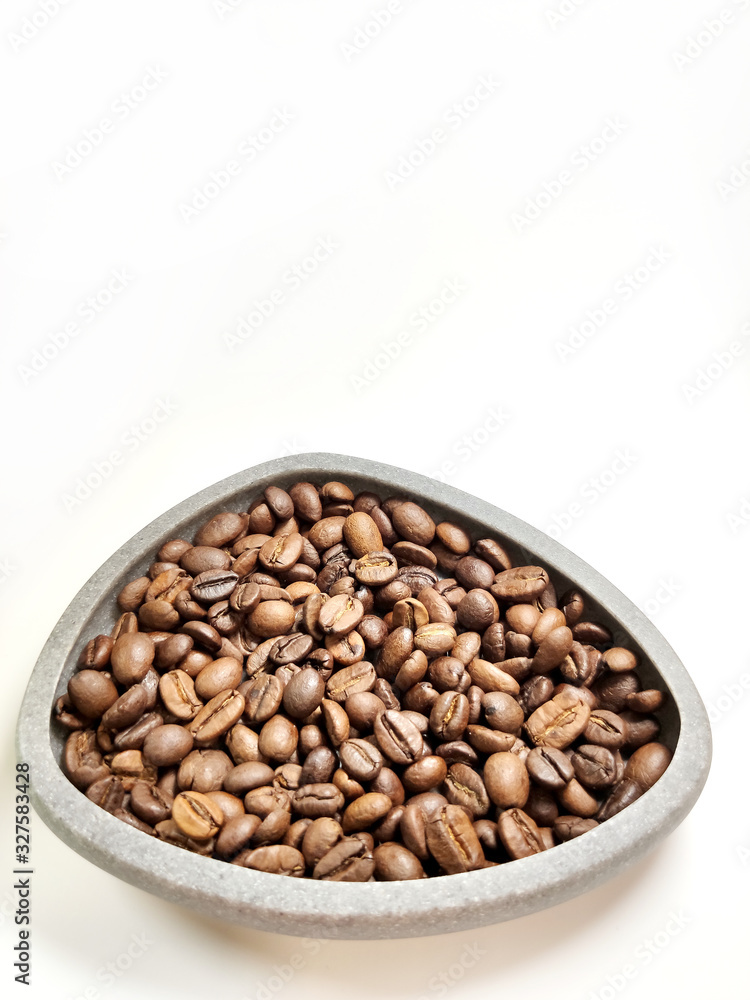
16, 453, 711, 939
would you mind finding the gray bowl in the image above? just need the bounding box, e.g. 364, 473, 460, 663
16, 453, 711, 939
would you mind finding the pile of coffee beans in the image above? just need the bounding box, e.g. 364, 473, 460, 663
55, 479, 672, 881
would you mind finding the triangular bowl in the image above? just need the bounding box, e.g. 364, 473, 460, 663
16, 453, 711, 938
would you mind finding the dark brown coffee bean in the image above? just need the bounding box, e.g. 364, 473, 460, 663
117, 577, 151, 613
456, 589, 499, 631
571, 620, 612, 645
223, 761, 275, 795
339, 738, 384, 782
571, 745, 618, 789
491, 566, 550, 603
258, 715, 298, 762
554, 815, 599, 841
402, 755, 448, 793
525, 689, 590, 749
435, 522, 471, 555
558, 778, 600, 818
373, 842, 426, 880
484, 752, 530, 808
86, 775, 126, 813
497, 807, 547, 859
215, 814, 262, 859
429, 691, 470, 742
241, 845, 305, 876
187, 689, 245, 744
625, 689, 665, 713
64, 730, 110, 789
159, 670, 202, 721
178, 749, 233, 792
621, 711, 661, 748
526, 746, 574, 790
299, 746, 337, 785
112, 711, 163, 752
292, 782, 345, 818
282, 668, 325, 719
142, 725, 194, 767
428, 655, 466, 692
130, 780, 173, 826
191, 570, 239, 605
435, 741, 478, 767
374, 710, 423, 764
313, 837, 374, 881
444, 763, 490, 816
483, 691, 524, 733
67, 670, 119, 719
425, 804, 484, 874
78, 634, 115, 670
301, 817, 343, 866
465, 725, 516, 755
517, 675, 554, 716
325, 660, 375, 702
342, 792, 392, 832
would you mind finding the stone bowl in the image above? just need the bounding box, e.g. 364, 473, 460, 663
16, 453, 711, 939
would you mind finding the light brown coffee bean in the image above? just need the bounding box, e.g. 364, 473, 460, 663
258, 715, 298, 762
342, 792, 392, 832
525, 690, 591, 749
425, 804, 484, 874
187, 689, 245, 744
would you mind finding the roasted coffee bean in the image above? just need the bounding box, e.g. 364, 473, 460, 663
467, 658, 519, 695
621, 711, 661, 748
301, 817, 343, 867
429, 691, 470, 742
188, 689, 245, 744
491, 566, 549, 603
444, 763, 490, 817
414, 622, 457, 656
313, 837, 375, 881
339, 739, 384, 782
142, 725, 194, 767
130, 780, 173, 825
465, 725, 515, 755
525, 690, 590, 749
526, 746, 574, 791
325, 660, 375, 701
194, 657, 243, 701
483, 691, 524, 733
318, 594, 364, 637
68, 670, 119, 719
223, 761, 275, 795
64, 730, 110, 790
373, 842, 426, 880
374, 710, 424, 764
554, 815, 598, 841
282, 668, 325, 719
402, 755, 447, 794
178, 749, 234, 792
292, 783, 345, 818
497, 807, 547, 859
258, 715, 298, 762
484, 752, 529, 808
299, 746, 337, 785
342, 792, 392, 832
242, 674, 284, 725
159, 670, 202, 721
425, 804, 484, 874
86, 775, 126, 813
626, 689, 665, 713
241, 845, 305, 876
571, 745, 618, 789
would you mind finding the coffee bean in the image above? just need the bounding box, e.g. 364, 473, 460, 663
491, 566, 550, 602
292, 783, 345, 819
241, 845, 305, 876
571, 745, 618, 789
195, 657, 243, 701
525, 690, 590, 749
526, 746, 574, 790
187, 689, 245, 744
497, 807, 547, 859
425, 804, 484, 874
373, 842, 426, 880
191, 570, 239, 605
64, 730, 110, 790
258, 715, 298, 762
444, 762, 490, 816
325, 660, 375, 702
429, 691, 470, 742
342, 792, 392, 832
313, 837, 375, 881
339, 739, 384, 782
67, 670, 119, 719
142, 725, 194, 767
130, 780, 173, 826
484, 752, 530, 809
374, 710, 424, 764
302, 817, 343, 867
402, 755, 448, 794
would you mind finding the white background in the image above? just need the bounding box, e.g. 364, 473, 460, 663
2, 1, 749, 998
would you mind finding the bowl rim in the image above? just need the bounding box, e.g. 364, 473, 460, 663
16, 452, 712, 939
